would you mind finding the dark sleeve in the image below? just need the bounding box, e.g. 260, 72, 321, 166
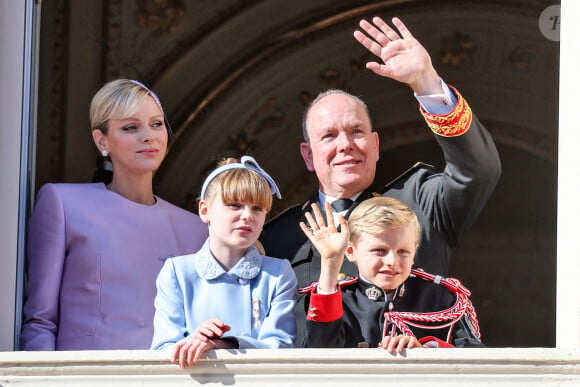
417, 89, 501, 247
260, 205, 307, 261
450, 318, 486, 348
305, 319, 345, 348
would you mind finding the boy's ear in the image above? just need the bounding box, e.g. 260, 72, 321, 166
198, 199, 210, 224
412, 243, 419, 262
345, 242, 356, 263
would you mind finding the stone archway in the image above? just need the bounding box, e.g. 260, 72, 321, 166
150, 1, 557, 347
36, 0, 559, 347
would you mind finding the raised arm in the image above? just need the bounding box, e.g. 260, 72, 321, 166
353, 16, 442, 95
355, 16, 501, 271
299, 202, 349, 292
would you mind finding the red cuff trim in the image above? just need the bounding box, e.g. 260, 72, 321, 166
418, 336, 455, 348
419, 85, 472, 137
306, 289, 343, 322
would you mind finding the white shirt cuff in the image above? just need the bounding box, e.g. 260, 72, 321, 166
414, 79, 457, 115
316, 284, 338, 295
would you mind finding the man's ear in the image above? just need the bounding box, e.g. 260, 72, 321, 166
372, 131, 380, 162
198, 199, 210, 224
300, 142, 315, 172
92, 129, 107, 153
345, 242, 357, 263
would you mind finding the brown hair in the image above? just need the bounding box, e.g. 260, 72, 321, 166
202, 158, 273, 212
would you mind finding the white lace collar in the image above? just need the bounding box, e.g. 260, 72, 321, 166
194, 239, 262, 280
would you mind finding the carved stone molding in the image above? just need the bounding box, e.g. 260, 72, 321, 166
137, 0, 185, 35
36, 0, 69, 185
509, 44, 559, 71
0, 349, 579, 385
440, 32, 474, 68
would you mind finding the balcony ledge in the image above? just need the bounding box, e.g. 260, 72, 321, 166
1, 348, 579, 386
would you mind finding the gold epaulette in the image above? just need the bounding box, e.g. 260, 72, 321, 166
419, 85, 472, 137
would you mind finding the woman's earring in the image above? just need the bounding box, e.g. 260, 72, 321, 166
101, 150, 108, 157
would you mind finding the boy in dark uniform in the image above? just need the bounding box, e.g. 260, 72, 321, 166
299, 197, 483, 353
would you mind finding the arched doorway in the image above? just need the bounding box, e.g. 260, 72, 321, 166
35, 0, 559, 347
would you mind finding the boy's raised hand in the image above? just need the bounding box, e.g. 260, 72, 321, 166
300, 202, 349, 261
300, 202, 349, 292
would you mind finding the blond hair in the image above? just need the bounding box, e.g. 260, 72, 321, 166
90, 79, 164, 134
202, 158, 273, 212
348, 197, 420, 243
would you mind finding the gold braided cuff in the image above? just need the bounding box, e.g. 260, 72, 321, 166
419, 86, 472, 137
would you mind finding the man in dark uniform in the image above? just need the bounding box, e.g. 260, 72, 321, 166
259, 16, 501, 345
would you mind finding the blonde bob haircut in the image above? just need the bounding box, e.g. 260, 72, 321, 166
202, 158, 273, 212
348, 196, 421, 244
90, 79, 164, 134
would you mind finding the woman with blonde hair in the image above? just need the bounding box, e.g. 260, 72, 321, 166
21, 79, 207, 350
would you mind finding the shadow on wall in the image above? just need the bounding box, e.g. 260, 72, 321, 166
374, 140, 556, 347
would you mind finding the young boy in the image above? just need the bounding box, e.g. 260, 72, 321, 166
299, 197, 483, 353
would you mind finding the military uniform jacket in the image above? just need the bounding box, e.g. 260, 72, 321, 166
303, 274, 484, 348
259, 91, 501, 345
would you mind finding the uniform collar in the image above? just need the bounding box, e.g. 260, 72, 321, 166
195, 239, 262, 280
357, 277, 399, 302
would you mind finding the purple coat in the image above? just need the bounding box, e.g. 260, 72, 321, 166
20, 183, 208, 350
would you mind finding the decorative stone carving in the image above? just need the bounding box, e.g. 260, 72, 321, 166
509, 44, 558, 71
440, 32, 474, 68
37, 0, 68, 184
136, 0, 185, 34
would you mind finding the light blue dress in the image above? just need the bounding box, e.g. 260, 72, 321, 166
151, 239, 297, 349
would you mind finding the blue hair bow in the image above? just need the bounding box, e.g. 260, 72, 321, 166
200, 155, 282, 200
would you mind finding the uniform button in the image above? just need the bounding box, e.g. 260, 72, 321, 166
238, 278, 249, 285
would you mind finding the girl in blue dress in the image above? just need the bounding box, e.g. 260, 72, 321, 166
151, 156, 297, 368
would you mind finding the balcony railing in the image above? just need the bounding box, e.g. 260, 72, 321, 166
1, 348, 579, 386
